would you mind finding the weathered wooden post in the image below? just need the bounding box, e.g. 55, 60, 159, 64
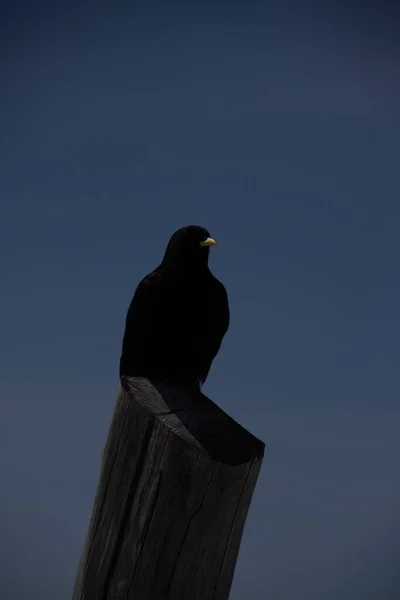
73, 377, 264, 600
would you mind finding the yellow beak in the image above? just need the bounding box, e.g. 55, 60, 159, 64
200, 237, 218, 247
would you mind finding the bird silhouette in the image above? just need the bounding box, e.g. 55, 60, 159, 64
119, 225, 230, 386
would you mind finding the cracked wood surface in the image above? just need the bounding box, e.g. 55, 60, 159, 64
72, 377, 264, 600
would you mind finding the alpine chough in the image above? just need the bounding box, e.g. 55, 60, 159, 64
119, 225, 230, 386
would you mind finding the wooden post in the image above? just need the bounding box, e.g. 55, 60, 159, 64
73, 377, 264, 600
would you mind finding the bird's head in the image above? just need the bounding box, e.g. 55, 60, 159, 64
162, 225, 218, 268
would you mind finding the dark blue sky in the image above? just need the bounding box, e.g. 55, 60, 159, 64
1, 1, 400, 598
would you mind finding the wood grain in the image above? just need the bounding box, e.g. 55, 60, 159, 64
72, 377, 264, 600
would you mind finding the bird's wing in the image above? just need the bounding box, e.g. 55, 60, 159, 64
212, 278, 230, 342
120, 271, 168, 376
198, 277, 230, 383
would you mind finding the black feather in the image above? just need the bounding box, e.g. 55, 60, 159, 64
119, 225, 230, 385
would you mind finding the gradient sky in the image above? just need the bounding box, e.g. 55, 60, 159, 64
1, 1, 400, 598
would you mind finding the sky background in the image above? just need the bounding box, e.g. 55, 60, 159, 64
1, 1, 400, 598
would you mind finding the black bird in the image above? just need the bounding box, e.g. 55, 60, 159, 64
119, 225, 230, 386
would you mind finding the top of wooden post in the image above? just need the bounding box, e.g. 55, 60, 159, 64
121, 376, 265, 466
